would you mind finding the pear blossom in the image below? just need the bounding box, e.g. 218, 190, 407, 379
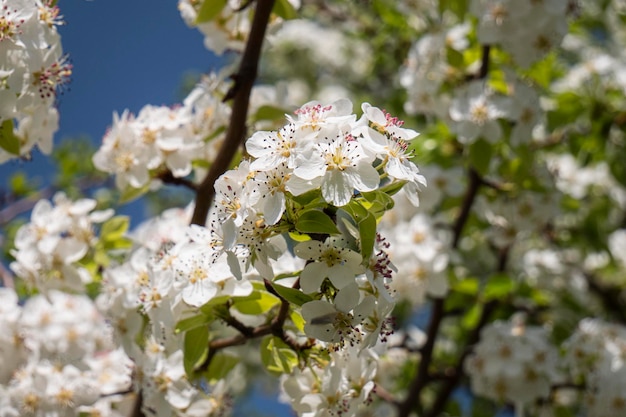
288, 98, 356, 134
302, 283, 375, 345
354, 103, 426, 205
294, 237, 364, 293
246, 123, 312, 171
449, 80, 510, 144
290, 130, 379, 206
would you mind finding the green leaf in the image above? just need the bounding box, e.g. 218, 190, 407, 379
440, 0, 468, 19
196, 0, 228, 23
9, 172, 35, 196
252, 105, 288, 122
260, 336, 298, 376
270, 282, 313, 305
199, 295, 231, 315
0, 119, 20, 155
102, 237, 133, 250
290, 310, 305, 332
290, 189, 323, 206
378, 180, 407, 196
358, 211, 377, 262
342, 200, 370, 223
100, 216, 130, 242
232, 290, 280, 314
446, 47, 464, 68
483, 273, 515, 301
273, 0, 298, 19
451, 277, 479, 295
175, 313, 214, 334
288, 231, 311, 242
295, 209, 340, 235
341, 201, 377, 261
462, 303, 481, 329
183, 325, 209, 377
468, 138, 493, 176
361, 189, 395, 218
206, 352, 239, 383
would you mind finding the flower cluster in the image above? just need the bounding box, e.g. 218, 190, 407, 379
279, 347, 377, 417
0, 0, 71, 162
96, 206, 247, 417
465, 317, 560, 406
470, 0, 569, 67
93, 76, 231, 191
9, 192, 113, 294
206, 99, 424, 347
563, 319, 626, 417
0, 288, 133, 417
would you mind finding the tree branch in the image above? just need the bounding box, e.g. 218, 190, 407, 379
424, 300, 497, 417
584, 272, 626, 324
397, 298, 445, 417
190, 0, 276, 226
199, 279, 306, 371
451, 168, 482, 249
156, 170, 198, 191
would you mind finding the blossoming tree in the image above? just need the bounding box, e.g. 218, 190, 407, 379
2, 1, 626, 417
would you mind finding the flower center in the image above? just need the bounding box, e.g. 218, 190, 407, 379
470, 102, 489, 125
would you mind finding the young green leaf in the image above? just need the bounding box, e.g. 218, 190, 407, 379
183, 325, 209, 377
0, 120, 20, 155
205, 352, 240, 383
260, 336, 299, 376
270, 282, 313, 306
273, 0, 298, 19
232, 290, 280, 314
175, 312, 214, 334
196, 0, 228, 23
295, 209, 340, 235
100, 216, 130, 242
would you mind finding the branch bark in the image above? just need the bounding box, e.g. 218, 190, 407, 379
190, 0, 276, 226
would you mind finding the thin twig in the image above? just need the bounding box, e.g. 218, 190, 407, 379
157, 170, 198, 191
373, 383, 400, 406
190, 0, 276, 226
0, 262, 15, 289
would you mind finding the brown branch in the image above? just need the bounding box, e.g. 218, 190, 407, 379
584, 273, 626, 324
397, 298, 445, 417
478, 45, 491, 80
424, 300, 497, 417
423, 246, 509, 417
451, 168, 482, 249
199, 278, 305, 371
131, 392, 145, 417
156, 170, 198, 191
395, 165, 485, 416
190, 0, 276, 226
